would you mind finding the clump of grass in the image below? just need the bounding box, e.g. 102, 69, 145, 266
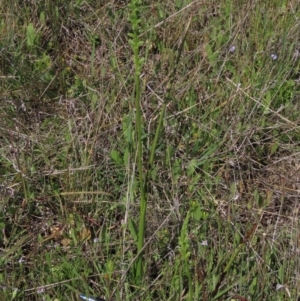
0, 0, 300, 300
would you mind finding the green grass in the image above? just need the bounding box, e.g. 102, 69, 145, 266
0, 0, 300, 300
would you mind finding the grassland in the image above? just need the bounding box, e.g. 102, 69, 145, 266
0, 0, 300, 300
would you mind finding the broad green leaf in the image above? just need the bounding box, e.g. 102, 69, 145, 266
110, 149, 122, 164
26, 23, 36, 47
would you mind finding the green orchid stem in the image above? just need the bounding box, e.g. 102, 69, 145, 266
128, 0, 146, 279
131, 3, 192, 278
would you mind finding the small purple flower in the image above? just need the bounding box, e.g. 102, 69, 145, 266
229, 45, 236, 53
18, 256, 25, 263
271, 53, 278, 60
